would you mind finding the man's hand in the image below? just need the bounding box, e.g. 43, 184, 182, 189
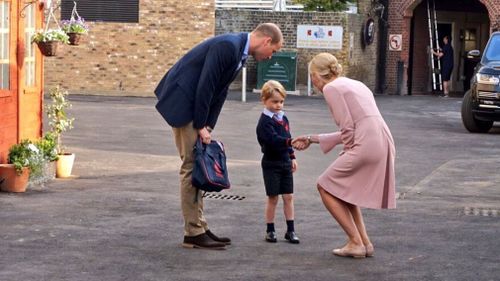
199, 127, 212, 144
432, 48, 443, 58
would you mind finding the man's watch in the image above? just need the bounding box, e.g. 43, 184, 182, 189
307, 135, 311, 143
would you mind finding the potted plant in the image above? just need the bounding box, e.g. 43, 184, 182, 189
0, 140, 42, 193
33, 132, 59, 183
45, 86, 75, 178
61, 16, 89, 45
31, 28, 69, 56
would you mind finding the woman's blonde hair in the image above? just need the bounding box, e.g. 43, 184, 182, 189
261, 80, 286, 101
309, 52, 343, 81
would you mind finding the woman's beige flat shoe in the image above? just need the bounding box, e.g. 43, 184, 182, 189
365, 244, 374, 257
332, 245, 366, 259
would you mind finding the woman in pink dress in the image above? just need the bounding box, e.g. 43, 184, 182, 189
293, 53, 396, 258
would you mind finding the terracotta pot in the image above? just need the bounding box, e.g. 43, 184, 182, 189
67, 33, 83, 45
0, 164, 30, 193
36, 41, 61, 56
56, 153, 75, 178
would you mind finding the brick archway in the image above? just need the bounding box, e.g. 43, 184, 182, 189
399, 0, 496, 25
385, 0, 499, 95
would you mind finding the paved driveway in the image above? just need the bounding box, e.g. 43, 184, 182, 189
1, 93, 499, 281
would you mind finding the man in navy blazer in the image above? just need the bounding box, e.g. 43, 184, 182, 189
154, 23, 283, 250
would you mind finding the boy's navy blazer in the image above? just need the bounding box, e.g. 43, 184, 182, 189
154, 33, 248, 129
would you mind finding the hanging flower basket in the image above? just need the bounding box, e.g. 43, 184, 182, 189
36, 41, 61, 56
31, 29, 69, 57
61, 4, 89, 47
67, 32, 83, 45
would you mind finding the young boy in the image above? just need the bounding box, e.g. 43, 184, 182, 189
256, 80, 299, 244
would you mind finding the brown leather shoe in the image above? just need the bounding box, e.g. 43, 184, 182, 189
206, 229, 231, 245
182, 233, 226, 250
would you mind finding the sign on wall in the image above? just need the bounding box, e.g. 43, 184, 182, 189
296, 25, 343, 49
389, 34, 402, 51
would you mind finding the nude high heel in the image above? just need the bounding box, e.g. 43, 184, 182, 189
365, 243, 374, 257
332, 245, 366, 259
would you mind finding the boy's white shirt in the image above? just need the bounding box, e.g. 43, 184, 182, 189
263, 108, 285, 121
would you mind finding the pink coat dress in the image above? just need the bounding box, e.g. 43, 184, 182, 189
317, 77, 396, 209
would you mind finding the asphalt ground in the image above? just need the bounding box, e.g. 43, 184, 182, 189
1, 91, 499, 281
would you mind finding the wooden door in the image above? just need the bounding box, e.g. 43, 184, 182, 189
0, 0, 18, 163
0, 0, 43, 163
17, 0, 43, 141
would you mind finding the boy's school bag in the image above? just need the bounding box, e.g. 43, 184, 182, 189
192, 138, 231, 194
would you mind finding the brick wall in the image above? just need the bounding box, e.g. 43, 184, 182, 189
44, 0, 214, 96
215, 6, 379, 93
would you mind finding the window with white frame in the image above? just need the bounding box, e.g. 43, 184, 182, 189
24, 3, 36, 86
0, 1, 10, 90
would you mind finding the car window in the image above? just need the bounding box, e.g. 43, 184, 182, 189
484, 34, 500, 62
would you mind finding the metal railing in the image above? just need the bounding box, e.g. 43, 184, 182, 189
215, 0, 304, 11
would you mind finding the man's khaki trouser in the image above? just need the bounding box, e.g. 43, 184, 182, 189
172, 122, 208, 236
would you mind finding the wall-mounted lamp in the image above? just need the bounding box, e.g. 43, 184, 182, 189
369, 1, 387, 26
370, 3, 385, 18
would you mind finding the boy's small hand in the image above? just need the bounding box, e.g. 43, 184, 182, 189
291, 159, 297, 173
292, 136, 310, 150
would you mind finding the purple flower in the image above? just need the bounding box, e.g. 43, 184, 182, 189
61, 16, 89, 34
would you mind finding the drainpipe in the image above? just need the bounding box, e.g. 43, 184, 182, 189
376, 0, 389, 94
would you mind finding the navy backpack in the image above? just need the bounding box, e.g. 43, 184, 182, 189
192, 138, 230, 193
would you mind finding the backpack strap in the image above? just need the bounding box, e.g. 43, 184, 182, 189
193, 188, 207, 203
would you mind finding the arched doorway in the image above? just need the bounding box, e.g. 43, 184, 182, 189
407, 0, 490, 95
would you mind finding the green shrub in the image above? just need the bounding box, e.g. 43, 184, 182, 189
293, 0, 350, 11
45, 86, 74, 154
36, 133, 59, 162
8, 139, 44, 176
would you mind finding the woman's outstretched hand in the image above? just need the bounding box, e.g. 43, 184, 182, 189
292, 136, 311, 151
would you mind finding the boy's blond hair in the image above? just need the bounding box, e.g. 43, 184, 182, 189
261, 80, 286, 101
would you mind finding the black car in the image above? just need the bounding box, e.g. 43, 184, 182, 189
461, 31, 500, 133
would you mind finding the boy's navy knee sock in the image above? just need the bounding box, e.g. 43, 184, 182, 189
286, 220, 294, 232
266, 223, 275, 233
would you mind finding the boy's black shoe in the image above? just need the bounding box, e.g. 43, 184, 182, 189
182, 233, 226, 250
284, 231, 300, 244
265, 231, 277, 243
206, 229, 231, 245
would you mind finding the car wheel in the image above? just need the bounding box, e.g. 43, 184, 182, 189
461, 90, 493, 133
